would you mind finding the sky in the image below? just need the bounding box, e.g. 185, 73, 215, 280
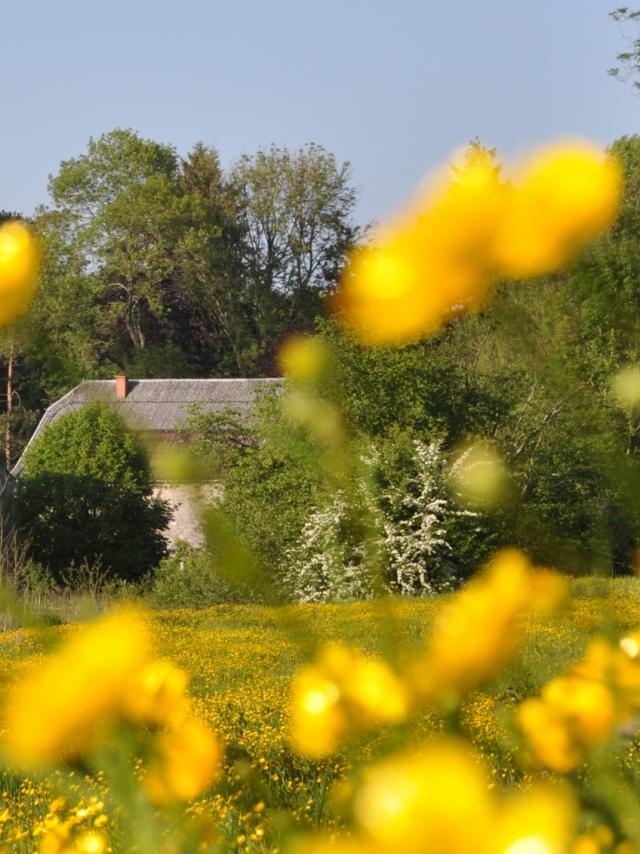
1, 0, 637, 226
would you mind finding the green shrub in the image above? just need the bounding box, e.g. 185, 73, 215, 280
16, 403, 171, 583
148, 542, 255, 609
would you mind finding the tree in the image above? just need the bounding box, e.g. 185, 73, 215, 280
232, 144, 360, 370
609, 7, 640, 91
15, 404, 170, 582
35, 129, 238, 377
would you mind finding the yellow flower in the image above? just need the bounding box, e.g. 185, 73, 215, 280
335, 140, 619, 346
494, 142, 621, 278
2, 609, 150, 767
121, 658, 190, 729
518, 697, 581, 774
289, 663, 348, 757
517, 634, 640, 771
409, 549, 560, 705
352, 740, 494, 854
493, 786, 577, 854
0, 220, 41, 325
289, 643, 409, 757
144, 717, 222, 803
74, 832, 107, 854
336, 153, 502, 346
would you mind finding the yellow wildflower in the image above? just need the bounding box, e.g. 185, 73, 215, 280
493, 785, 577, 854
289, 663, 348, 758
352, 740, 494, 854
122, 658, 190, 729
0, 220, 41, 325
335, 140, 619, 346
145, 717, 222, 803
409, 549, 564, 705
518, 633, 640, 771
289, 643, 408, 757
494, 142, 621, 278
2, 609, 150, 767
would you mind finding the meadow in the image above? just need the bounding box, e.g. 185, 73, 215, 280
0, 579, 637, 852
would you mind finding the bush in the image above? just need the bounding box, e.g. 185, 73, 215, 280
148, 542, 255, 609
282, 433, 495, 602
15, 403, 170, 583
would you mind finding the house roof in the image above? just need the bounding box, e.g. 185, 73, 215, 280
12, 378, 283, 476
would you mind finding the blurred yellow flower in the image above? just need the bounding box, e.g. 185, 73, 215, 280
336, 152, 502, 346
289, 665, 346, 757
495, 142, 621, 278
122, 658, 190, 730
409, 549, 565, 706
2, 609, 150, 767
0, 220, 41, 325
289, 643, 409, 757
493, 786, 577, 854
352, 740, 494, 854
518, 633, 640, 772
335, 140, 620, 346
145, 717, 222, 803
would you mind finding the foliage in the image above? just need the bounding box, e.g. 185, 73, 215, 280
15, 403, 170, 582
283, 435, 492, 602
232, 143, 360, 371
149, 542, 254, 609
609, 7, 640, 90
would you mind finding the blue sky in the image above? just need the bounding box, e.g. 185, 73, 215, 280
1, 0, 637, 225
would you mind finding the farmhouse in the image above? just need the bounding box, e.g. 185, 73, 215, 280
10, 375, 282, 547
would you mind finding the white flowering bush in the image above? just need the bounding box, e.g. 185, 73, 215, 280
285, 437, 487, 601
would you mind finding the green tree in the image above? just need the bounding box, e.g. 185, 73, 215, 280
35, 129, 238, 377
232, 144, 360, 371
15, 404, 170, 582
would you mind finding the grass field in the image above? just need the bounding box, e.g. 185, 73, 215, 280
1, 580, 639, 851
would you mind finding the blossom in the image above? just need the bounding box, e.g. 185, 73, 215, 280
0, 220, 41, 325
289, 643, 409, 757
2, 609, 150, 767
144, 717, 222, 803
335, 141, 620, 345
121, 658, 190, 730
408, 549, 568, 706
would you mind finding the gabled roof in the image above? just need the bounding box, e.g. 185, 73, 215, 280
12, 378, 282, 476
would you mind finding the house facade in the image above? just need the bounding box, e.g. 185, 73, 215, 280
11, 376, 282, 548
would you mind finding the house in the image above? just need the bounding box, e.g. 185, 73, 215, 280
11, 376, 283, 547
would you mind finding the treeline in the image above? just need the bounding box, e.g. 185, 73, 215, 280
0, 129, 360, 468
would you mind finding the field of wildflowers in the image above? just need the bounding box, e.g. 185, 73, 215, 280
0, 580, 637, 853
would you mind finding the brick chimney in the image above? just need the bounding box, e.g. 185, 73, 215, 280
115, 375, 129, 401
